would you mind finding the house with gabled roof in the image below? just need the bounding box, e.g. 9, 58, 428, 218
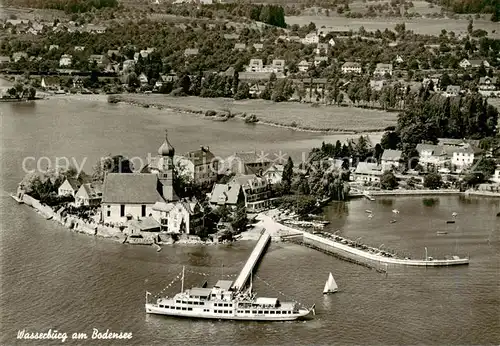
58, 177, 84, 197
12, 52, 28, 62
353, 162, 384, 183
374, 63, 393, 77
298, 60, 311, 72
234, 43, 246, 51
0, 56, 10, 65
444, 85, 461, 97
59, 54, 72, 67
209, 183, 244, 209
302, 32, 319, 45
75, 183, 102, 206
381, 149, 402, 171
182, 146, 218, 185
342, 62, 362, 74
229, 174, 273, 212
224, 151, 273, 175
253, 43, 264, 51
459, 59, 489, 69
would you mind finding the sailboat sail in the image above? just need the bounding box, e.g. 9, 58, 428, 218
323, 273, 338, 294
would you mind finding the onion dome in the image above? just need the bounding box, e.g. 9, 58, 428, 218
158, 129, 175, 157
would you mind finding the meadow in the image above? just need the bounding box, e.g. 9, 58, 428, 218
286, 15, 500, 38
117, 94, 398, 132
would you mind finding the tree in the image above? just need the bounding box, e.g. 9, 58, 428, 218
231, 203, 248, 234
380, 131, 400, 150
467, 19, 473, 34
380, 171, 398, 190
472, 157, 497, 178
234, 82, 250, 100
127, 72, 139, 88
282, 157, 294, 192
423, 172, 443, 190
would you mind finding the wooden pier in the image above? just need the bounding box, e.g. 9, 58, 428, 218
231, 230, 271, 292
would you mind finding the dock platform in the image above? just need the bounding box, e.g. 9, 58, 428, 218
231, 230, 271, 292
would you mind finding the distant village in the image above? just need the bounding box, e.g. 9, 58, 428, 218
1, 16, 500, 102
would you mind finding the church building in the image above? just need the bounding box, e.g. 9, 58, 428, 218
101, 130, 200, 235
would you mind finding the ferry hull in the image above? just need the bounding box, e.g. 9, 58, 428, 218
145, 304, 311, 321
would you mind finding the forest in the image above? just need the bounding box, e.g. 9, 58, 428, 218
2, 0, 119, 13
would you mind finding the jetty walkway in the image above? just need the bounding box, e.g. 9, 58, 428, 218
231, 230, 271, 292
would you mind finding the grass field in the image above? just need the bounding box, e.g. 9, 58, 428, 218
118, 94, 398, 132
286, 15, 500, 38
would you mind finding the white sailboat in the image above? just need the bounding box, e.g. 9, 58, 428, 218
323, 273, 338, 294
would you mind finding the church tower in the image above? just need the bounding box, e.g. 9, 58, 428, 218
157, 129, 176, 201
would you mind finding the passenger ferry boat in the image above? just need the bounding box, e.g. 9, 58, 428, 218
145, 267, 315, 321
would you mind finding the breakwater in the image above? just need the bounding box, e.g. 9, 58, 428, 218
349, 189, 462, 198
280, 227, 469, 267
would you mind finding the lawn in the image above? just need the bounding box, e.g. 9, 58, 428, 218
118, 94, 398, 132
286, 15, 500, 38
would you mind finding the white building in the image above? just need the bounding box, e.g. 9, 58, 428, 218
492, 166, 500, 184
451, 147, 475, 169
373, 63, 393, 77
246, 59, 264, 72
263, 164, 284, 185
381, 149, 402, 171
58, 178, 82, 197
459, 59, 489, 69
395, 55, 404, 64
59, 54, 72, 67
341, 62, 362, 74
298, 60, 311, 72
75, 183, 102, 207
444, 85, 461, 97
102, 132, 178, 225
302, 32, 319, 45
353, 162, 383, 183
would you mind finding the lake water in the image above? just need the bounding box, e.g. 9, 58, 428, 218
1, 98, 499, 345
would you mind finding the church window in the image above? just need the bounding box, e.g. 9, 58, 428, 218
142, 205, 146, 217
120, 205, 125, 217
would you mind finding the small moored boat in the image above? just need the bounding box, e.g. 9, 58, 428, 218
392, 209, 400, 214
365, 210, 373, 214
10, 194, 24, 204
437, 231, 448, 235
323, 272, 338, 294
446, 220, 455, 224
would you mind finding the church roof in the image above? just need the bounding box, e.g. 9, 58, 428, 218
158, 130, 175, 157
102, 173, 164, 204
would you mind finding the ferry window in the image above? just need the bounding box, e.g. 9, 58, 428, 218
245, 310, 250, 313
182, 301, 187, 304
176, 307, 180, 310
252, 311, 257, 314
181, 307, 186, 311
288, 311, 292, 314
270, 311, 275, 314
228, 304, 232, 307
259, 311, 263, 314
176, 300, 181, 303
188, 308, 192, 311
193, 302, 198, 305
159, 305, 164, 308
223, 303, 228, 307
187, 301, 192, 305
264, 311, 269, 314
199, 302, 204, 306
